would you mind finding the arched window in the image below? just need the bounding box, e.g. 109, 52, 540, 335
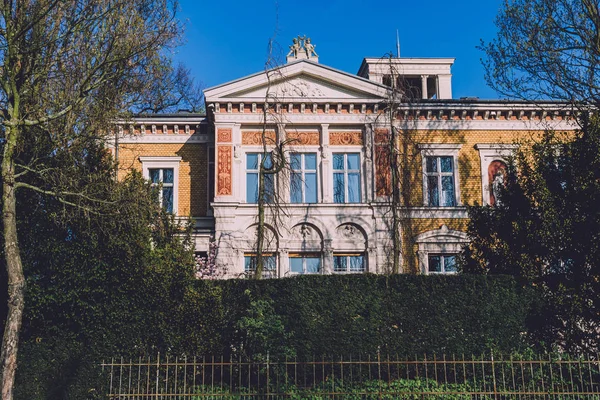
415, 225, 469, 274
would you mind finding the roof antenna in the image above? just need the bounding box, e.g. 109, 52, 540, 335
396, 29, 401, 58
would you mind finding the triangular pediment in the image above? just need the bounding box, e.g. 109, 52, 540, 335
204, 60, 389, 102
233, 74, 377, 100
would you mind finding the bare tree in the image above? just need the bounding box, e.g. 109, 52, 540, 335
0, 1, 190, 398
251, 40, 296, 279
482, 0, 600, 107
372, 55, 427, 274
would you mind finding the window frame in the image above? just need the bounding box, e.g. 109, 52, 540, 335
245, 152, 275, 204
427, 253, 458, 274
333, 152, 362, 204
290, 152, 318, 204
244, 253, 277, 278
140, 156, 181, 215
415, 225, 468, 275
289, 252, 322, 274
475, 144, 518, 206
418, 144, 461, 207
333, 253, 366, 273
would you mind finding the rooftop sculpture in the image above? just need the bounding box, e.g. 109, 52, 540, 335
287, 35, 319, 62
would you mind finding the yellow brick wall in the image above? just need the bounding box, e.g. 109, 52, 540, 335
115, 128, 565, 274
397, 129, 545, 207
395, 129, 551, 273
117, 142, 210, 217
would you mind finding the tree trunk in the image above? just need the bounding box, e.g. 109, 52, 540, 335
1, 126, 25, 400
391, 149, 401, 273
255, 165, 265, 279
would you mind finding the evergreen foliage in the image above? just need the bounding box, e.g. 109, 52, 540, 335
202, 274, 541, 360
11, 269, 541, 398
0, 141, 208, 399
461, 118, 600, 353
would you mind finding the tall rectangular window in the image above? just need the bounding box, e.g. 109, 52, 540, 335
290, 153, 317, 203
149, 168, 174, 213
246, 153, 274, 203
425, 156, 456, 206
333, 153, 361, 203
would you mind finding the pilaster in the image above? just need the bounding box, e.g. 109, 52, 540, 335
364, 124, 374, 202
323, 239, 333, 274
421, 75, 429, 99
232, 123, 242, 202
215, 124, 234, 201
279, 248, 289, 278
320, 124, 332, 203
368, 245, 378, 273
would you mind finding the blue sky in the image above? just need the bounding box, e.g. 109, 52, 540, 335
174, 0, 504, 99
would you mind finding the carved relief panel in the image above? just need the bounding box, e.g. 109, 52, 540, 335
217, 128, 232, 143
217, 145, 232, 196
335, 223, 367, 251
242, 131, 277, 145
288, 223, 323, 252
286, 131, 320, 146
329, 131, 363, 146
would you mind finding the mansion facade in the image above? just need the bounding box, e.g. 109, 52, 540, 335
115, 39, 576, 278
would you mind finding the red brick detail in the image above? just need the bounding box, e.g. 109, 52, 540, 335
375, 143, 392, 197
217, 145, 232, 196
330, 131, 363, 146
217, 128, 232, 143
242, 131, 276, 145
287, 131, 320, 145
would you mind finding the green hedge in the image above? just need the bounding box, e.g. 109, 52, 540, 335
13, 273, 542, 399
195, 274, 542, 359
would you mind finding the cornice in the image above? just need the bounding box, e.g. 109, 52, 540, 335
118, 134, 210, 144
213, 202, 469, 219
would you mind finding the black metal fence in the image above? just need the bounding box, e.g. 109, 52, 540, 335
102, 353, 600, 398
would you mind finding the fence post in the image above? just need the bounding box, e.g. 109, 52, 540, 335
491, 352, 497, 399
377, 349, 382, 400
155, 352, 160, 400
266, 352, 270, 399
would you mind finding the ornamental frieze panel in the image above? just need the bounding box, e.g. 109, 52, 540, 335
329, 131, 363, 146
217, 128, 232, 143
217, 145, 232, 196
242, 131, 276, 145
286, 131, 320, 146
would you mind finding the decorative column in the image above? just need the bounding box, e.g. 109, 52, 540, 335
367, 245, 378, 273
323, 239, 333, 274
364, 124, 373, 202
320, 124, 332, 203
276, 123, 287, 145
421, 75, 429, 99
278, 248, 289, 278
232, 123, 242, 201
276, 123, 288, 202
